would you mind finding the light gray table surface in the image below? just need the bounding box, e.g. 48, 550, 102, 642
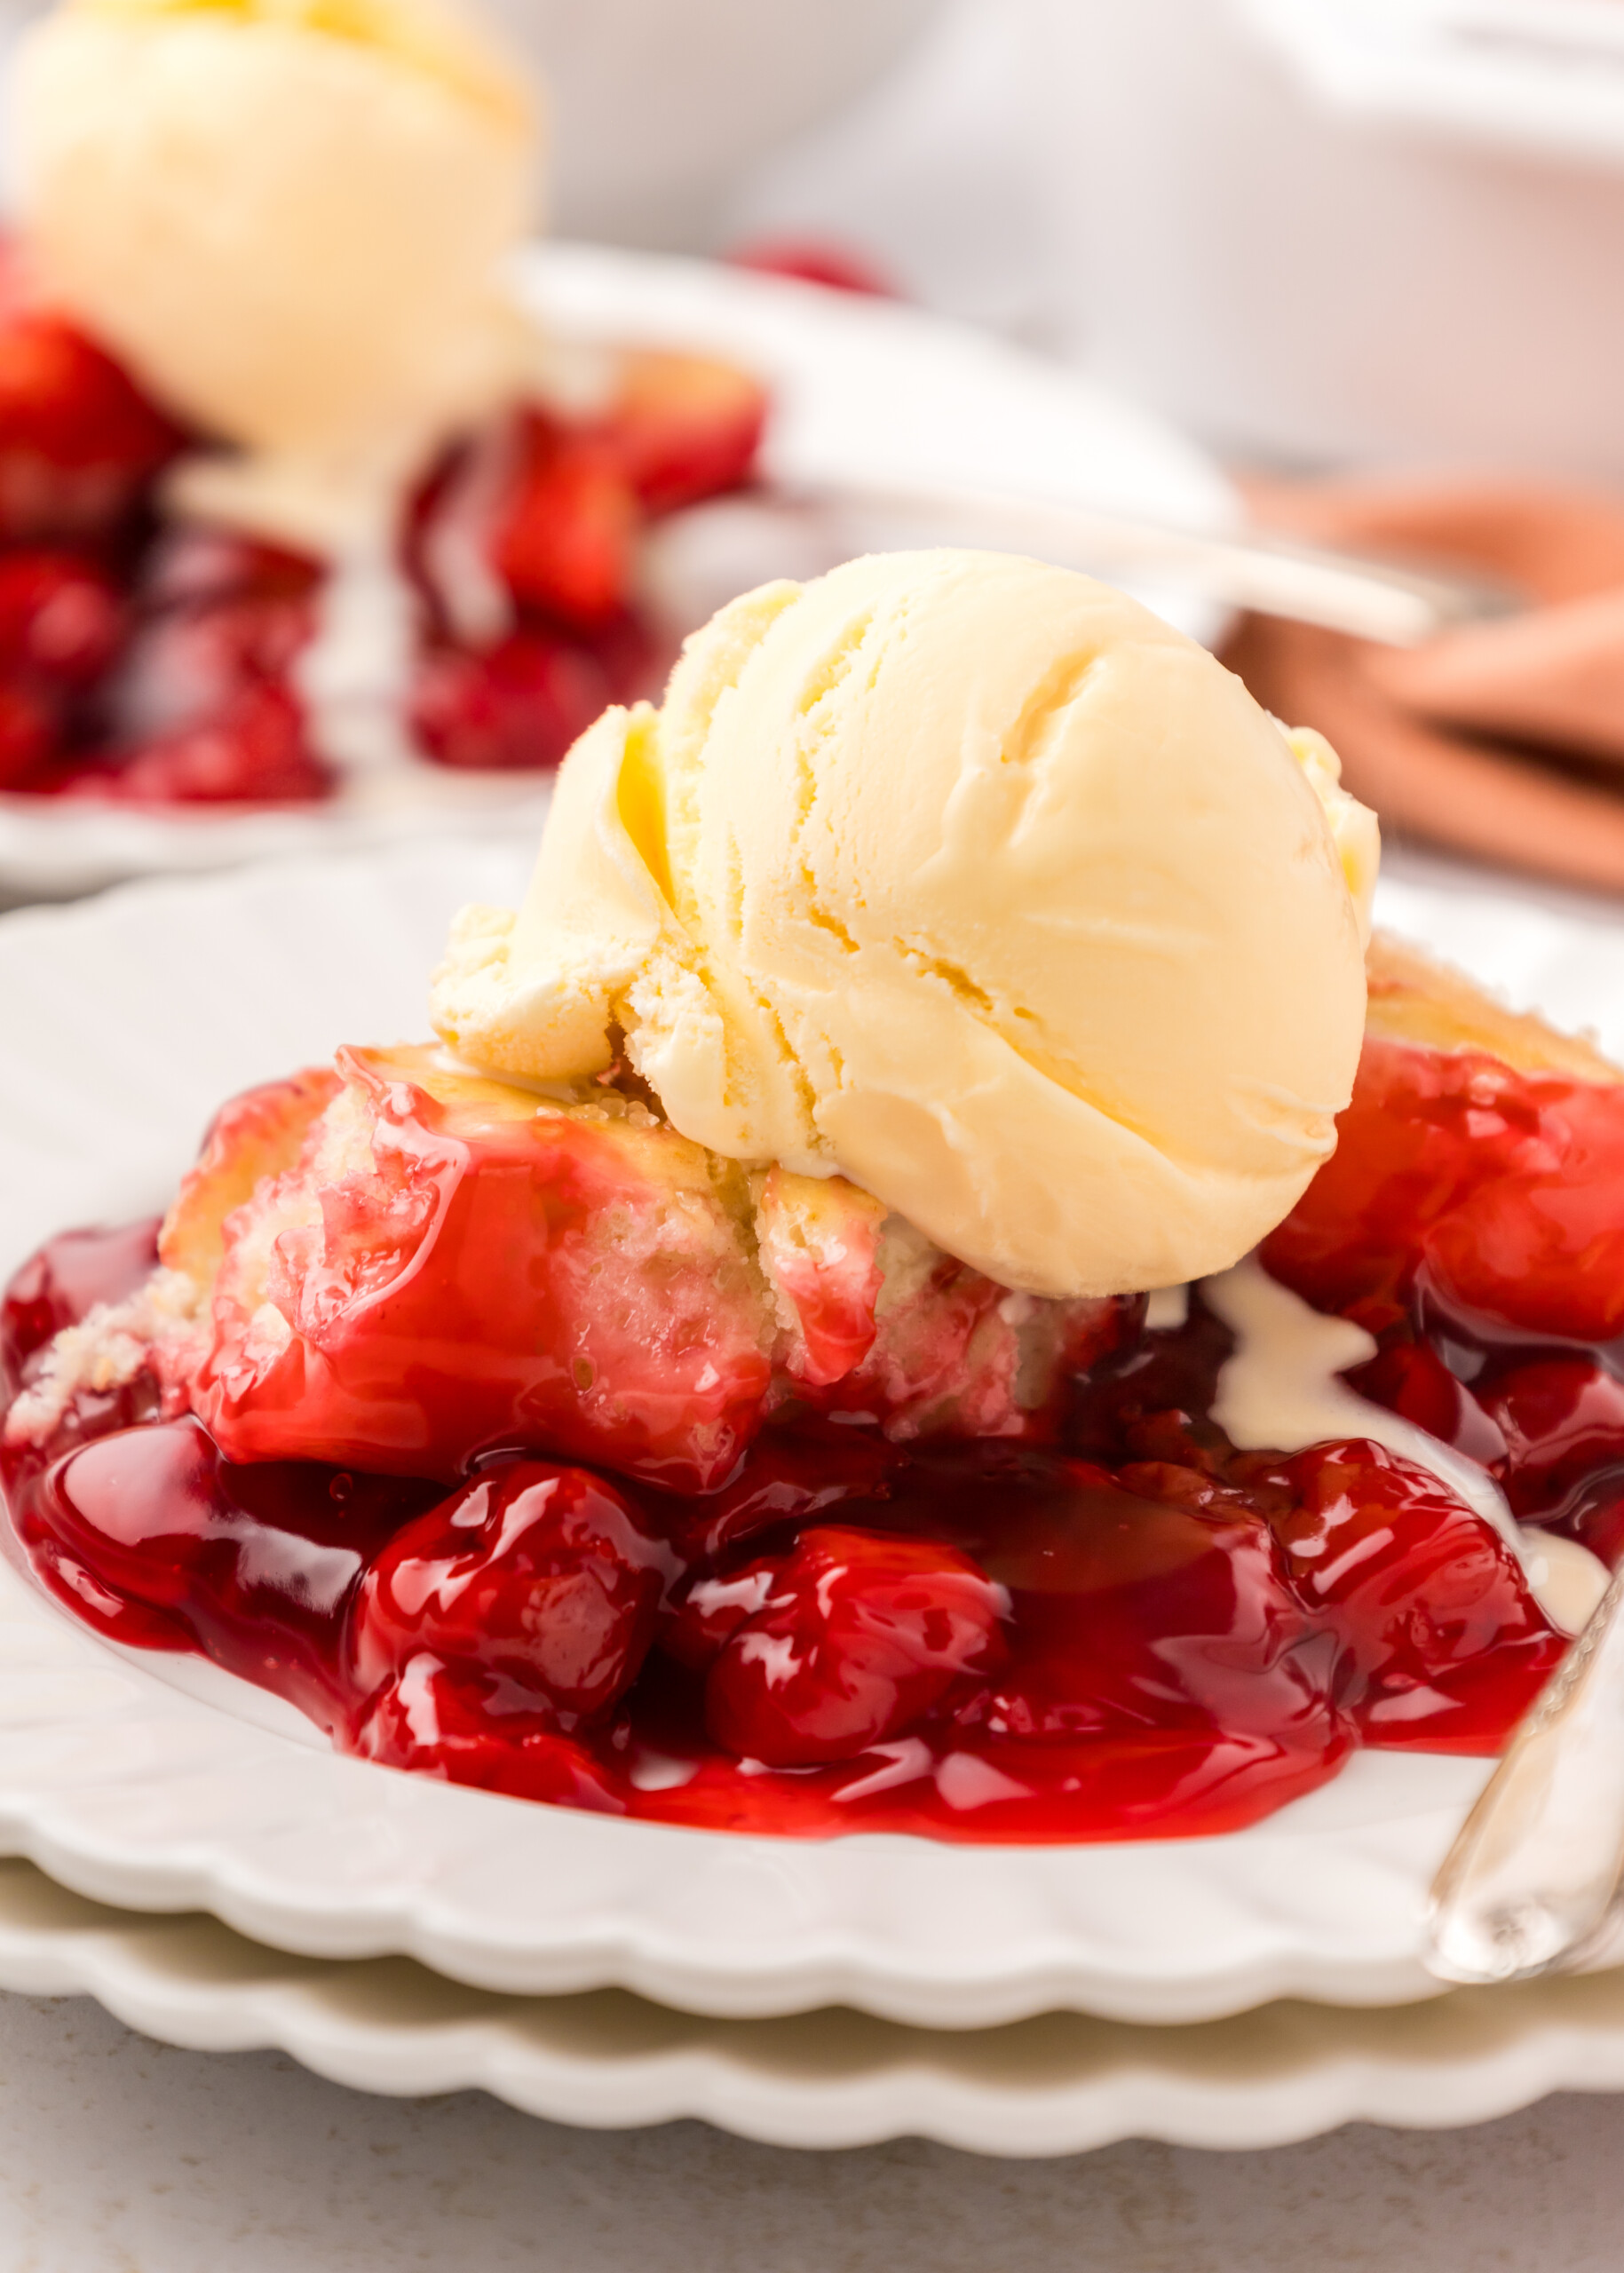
0, 1986, 1620, 2273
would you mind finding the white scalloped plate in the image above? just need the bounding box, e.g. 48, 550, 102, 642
0, 241, 1232, 902
2, 843, 1622, 2029
9, 1853, 1624, 2155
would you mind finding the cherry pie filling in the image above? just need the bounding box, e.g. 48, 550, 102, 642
4, 1028, 1621, 1841
0, 245, 766, 804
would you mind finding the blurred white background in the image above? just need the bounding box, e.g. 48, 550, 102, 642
725, 0, 1624, 479
9, 0, 1624, 473
531, 0, 1624, 480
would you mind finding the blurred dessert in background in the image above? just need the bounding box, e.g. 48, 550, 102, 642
18, 0, 541, 476
0, 0, 768, 806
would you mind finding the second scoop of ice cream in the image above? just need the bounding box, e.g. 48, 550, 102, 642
13, 0, 538, 462
432, 549, 1377, 1298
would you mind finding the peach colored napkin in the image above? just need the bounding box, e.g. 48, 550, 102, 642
1224, 478, 1624, 895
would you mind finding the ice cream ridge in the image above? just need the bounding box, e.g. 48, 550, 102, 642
432, 547, 1380, 1298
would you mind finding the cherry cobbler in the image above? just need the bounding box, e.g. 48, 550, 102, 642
4, 933, 1620, 1841
0, 249, 764, 806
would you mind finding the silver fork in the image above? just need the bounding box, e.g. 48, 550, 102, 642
649, 479, 1519, 648
1428, 1565, 1624, 1984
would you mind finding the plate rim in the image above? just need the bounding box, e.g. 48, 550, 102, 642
5, 1851, 1624, 2155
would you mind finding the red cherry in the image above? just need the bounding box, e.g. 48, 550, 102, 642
0, 550, 123, 689
1266, 1037, 1624, 1343
1423, 1078, 1624, 1340
0, 274, 182, 538
91, 682, 329, 804
347, 1653, 626, 1810
727, 240, 897, 298
651, 1421, 904, 1565
349, 1461, 669, 1729
487, 416, 638, 629
28, 1417, 440, 1715
1344, 1339, 1508, 1471
115, 590, 314, 745
141, 528, 321, 613
661, 1556, 786, 1674
704, 1525, 1006, 1768
410, 628, 613, 771
596, 350, 769, 517
1477, 1358, 1624, 1521
0, 676, 61, 787
2, 1218, 161, 1379
962, 1454, 1335, 1752
1256, 1438, 1562, 1744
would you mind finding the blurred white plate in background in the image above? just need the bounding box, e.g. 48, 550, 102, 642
0, 242, 1234, 904
1238, 0, 1624, 166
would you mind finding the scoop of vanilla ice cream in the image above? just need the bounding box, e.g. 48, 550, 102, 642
432, 550, 1377, 1299
12, 0, 538, 458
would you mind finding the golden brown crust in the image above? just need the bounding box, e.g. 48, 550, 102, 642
1365, 930, 1620, 1082
159, 1065, 341, 1284
160, 950, 1621, 1321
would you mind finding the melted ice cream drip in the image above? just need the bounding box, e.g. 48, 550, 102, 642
418, 417, 516, 650
295, 539, 422, 777
170, 443, 427, 779
1204, 1256, 1610, 1637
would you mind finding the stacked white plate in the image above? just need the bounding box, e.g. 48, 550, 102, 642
4, 842, 1624, 2149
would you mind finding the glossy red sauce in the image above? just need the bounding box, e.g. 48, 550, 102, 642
6, 1034, 1624, 1841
